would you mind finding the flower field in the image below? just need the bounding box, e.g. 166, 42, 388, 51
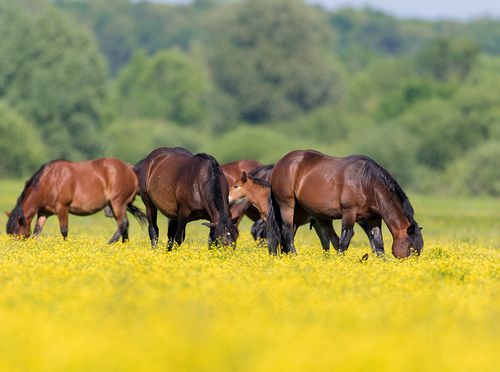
0, 183, 498, 371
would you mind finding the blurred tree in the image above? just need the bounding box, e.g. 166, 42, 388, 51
417, 37, 480, 81
114, 49, 209, 125
104, 119, 203, 163
56, 0, 205, 75
0, 0, 107, 160
461, 141, 500, 196
330, 8, 411, 56
206, 0, 343, 123
0, 101, 48, 177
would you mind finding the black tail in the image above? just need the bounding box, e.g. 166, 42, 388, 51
127, 203, 148, 228
133, 159, 145, 179
196, 153, 239, 241
266, 191, 283, 255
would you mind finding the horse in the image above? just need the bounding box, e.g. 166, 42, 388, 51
6, 158, 147, 243
229, 170, 385, 254
266, 150, 423, 258
222, 161, 272, 241
136, 147, 238, 249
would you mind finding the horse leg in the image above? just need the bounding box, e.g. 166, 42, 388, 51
167, 219, 178, 250
33, 213, 49, 237
142, 195, 159, 248
280, 204, 296, 255
173, 215, 188, 249
358, 217, 385, 256
339, 209, 356, 253
56, 206, 69, 239
312, 220, 331, 251
108, 202, 129, 244
121, 217, 130, 242
319, 220, 341, 251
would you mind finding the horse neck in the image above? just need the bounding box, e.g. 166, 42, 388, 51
247, 184, 270, 219
19, 187, 40, 222
375, 188, 411, 238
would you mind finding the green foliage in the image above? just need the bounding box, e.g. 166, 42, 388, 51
351, 125, 419, 186
206, 0, 343, 123
0, 0, 107, 160
203, 125, 324, 164
417, 37, 480, 81
2, 0, 500, 197
114, 50, 209, 125
0, 101, 48, 177
330, 8, 413, 57
57, 0, 207, 74
458, 141, 500, 196
104, 119, 205, 163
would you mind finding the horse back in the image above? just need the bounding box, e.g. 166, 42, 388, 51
141, 148, 198, 218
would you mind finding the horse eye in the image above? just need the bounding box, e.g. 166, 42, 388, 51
233, 185, 239, 188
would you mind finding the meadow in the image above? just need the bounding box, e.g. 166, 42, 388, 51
0, 180, 498, 371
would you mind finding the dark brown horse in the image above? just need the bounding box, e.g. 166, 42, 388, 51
229, 169, 385, 253
267, 150, 423, 258
136, 147, 238, 249
6, 158, 147, 242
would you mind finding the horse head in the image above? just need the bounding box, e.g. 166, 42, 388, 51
5, 209, 31, 238
392, 223, 423, 258
202, 217, 239, 247
228, 171, 249, 204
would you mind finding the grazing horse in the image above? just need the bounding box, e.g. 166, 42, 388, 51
229, 170, 385, 253
6, 158, 147, 243
267, 150, 423, 258
222, 161, 273, 241
136, 147, 238, 249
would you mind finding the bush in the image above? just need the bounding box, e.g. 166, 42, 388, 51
460, 141, 500, 196
0, 101, 48, 177
104, 119, 206, 163
203, 125, 323, 164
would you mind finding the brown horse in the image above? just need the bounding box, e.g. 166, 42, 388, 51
266, 150, 423, 258
6, 158, 147, 242
229, 170, 385, 253
222, 161, 274, 241
136, 147, 238, 249
222, 159, 263, 228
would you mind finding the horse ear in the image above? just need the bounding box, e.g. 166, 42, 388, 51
202, 222, 216, 229
241, 171, 247, 183
5, 211, 11, 217
419, 226, 423, 231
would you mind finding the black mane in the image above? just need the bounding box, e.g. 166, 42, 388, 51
249, 164, 273, 180
358, 155, 416, 225
248, 174, 271, 188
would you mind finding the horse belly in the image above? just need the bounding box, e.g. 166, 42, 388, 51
149, 173, 179, 218
296, 183, 342, 219
69, 182, 108, 215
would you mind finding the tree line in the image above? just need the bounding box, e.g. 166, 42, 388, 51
0, 0, 499, 196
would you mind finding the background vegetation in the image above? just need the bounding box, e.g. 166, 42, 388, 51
1, 0, 500, 196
